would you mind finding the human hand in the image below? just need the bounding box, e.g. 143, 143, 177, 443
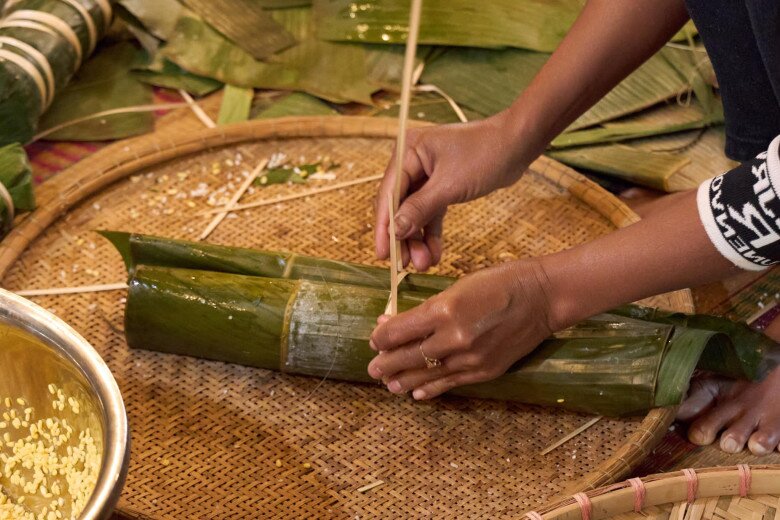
375, 113, 531, 271
367, 260, 557, 399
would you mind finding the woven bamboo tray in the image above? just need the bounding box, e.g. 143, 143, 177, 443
0, 109, 695, 519
527, 465, 780, 520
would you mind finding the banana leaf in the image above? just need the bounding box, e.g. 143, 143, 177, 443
36, 42, 154, 141
313, 0, 583, 52
217, 85, 254, 124
132, 57, 222, 96
0, 0, 111, 144
550, 125, 736, 192
160, 9, 376, 105
116, 0, 183, 41
0, 143, 35, 234
550, 101, 723, 149
548, 144, 691, 192
180, 0, 296, 59
420, 48, 692, 130
104, 232, 776, 417
253, 92, 338, 119
373, 91, 481, 125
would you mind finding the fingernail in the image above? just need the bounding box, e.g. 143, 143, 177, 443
395, 215, 411, 236
412, 389, 426, 400
388, 380, 402, 393
368, 364, 382, 379
721, 437, 740, 453
369, 339, 378, 351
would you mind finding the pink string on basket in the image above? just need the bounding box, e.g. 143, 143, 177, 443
628, 478, 646, 512
682, 468, 699, 503
573, 492, 592, 520
526, 511, 543, 520
737, 464, 752, 497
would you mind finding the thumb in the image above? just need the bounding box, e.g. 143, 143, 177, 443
395, 183, 449, 239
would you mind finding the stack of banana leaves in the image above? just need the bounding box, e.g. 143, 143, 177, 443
3, 0, 732, 192
104, 232, 778, 417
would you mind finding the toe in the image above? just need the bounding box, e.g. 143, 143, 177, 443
677, 377, 721, 421
748, 421, 780, 455
687, 400, 742, 446
719, 414, 758, 454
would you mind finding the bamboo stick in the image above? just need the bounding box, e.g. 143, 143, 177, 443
539, 416, 602, 456
199, 158, 268, 240
179, 89, 216, 129
388, 0, 423, 316
14, 282, 128, 296
32, 103, 189, 141
199, 174, 383, 216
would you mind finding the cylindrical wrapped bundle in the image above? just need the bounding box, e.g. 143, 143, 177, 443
0, 0, 112, 145
106, 232, 777, 417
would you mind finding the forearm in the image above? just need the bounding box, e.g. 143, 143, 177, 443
499, 0, 689, 161
540, 190, 739, 329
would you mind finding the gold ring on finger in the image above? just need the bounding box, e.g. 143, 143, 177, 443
419, 340, 441, 369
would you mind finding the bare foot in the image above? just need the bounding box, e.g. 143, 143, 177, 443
677, 367, 780, 455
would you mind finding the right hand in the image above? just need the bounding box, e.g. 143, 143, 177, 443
375, 112, 532, 271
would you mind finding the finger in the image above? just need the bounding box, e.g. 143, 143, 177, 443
375, 144, 424, 259
408, 238, 433, 272
395, 182, 451, 240
385, 364, 451, 394
387, 352, 478, 394
370, 303, 437, 352
368, 340, 427, 380
423, 213, 444, 266
370, 334, 451, 379
411, 371, 486, 400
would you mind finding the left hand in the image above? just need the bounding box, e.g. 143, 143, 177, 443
367, 260, 558, 400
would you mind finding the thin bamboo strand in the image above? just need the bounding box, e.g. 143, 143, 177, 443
388, 0, 423, 316
14, 282, 128, 296
387, 193, 399, 315
539, 416, 602, 456
179, 89, 216, 129
199, 158, 268, 240
32, 103, 189, 141
357, 481, 385, 493
199, 174, 384, 215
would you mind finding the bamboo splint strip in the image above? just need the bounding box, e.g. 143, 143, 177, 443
388, 0, 423, 316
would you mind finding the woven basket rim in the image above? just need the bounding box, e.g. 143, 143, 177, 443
0, 115, 694, 501
531, 464, 780, 520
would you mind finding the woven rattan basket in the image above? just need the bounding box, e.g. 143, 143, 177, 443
0, 108, 695, 519
527, 465, 780, 520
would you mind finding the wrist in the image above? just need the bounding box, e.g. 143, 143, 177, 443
535, 251, 606, 332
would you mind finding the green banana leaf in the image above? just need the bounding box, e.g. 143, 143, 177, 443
160, 9, 376, 104
550, 125, 735, 192
132, 57, 223, 96
253, 92, 338, 119
313, 0, 584, 52
420, 48, 693, 131
0, 143, 36, 234
104, 232, 776, 417
116, 0, 184, 41
0, 0, 111, 145
217, 85, 254, 124
548, 143, 691, 192
373, 91, 481, 125
37, 42, 154, 141
550, 101, 723, 149
180, 0, 296, 59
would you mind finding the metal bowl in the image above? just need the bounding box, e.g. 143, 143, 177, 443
0, 288, 128, 519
